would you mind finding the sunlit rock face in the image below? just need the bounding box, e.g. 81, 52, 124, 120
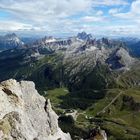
0, 79, 71, 140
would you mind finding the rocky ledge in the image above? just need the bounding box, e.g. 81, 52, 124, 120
0, 79, 71, 140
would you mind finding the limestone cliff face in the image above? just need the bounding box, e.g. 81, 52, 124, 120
0, 79, 71, 140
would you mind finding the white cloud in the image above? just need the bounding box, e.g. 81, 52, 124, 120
77, 24, 140, 37
81, 16, 104, 22
0, 0, 107, 34
96, 10, 103, 16
0, 0, 93, 22
0, 0, 95, 33
131, 0, 140, 14
0, 21, 33, 31
92, 0, 129, 6
113, 0, 140, 23
0, 0, 139, 37
104, 25, 140, 36
0, 0, 129, 24
109, 8, 121, 15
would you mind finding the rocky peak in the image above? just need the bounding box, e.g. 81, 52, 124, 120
0, 79, 71, 140
100, 38, 110, 45
77, 31, 93, 41
4, 33, 23, 44
42, 36, 56, 43
106, 47, 134, 70
0, 33, 24, 50
5, 33, 17, 39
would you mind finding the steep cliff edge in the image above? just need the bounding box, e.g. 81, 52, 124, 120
0, 79, 71, 140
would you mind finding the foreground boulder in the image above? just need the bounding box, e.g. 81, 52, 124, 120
0, 79, 71, 140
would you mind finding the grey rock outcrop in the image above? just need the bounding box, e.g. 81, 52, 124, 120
0, 79, 71, 140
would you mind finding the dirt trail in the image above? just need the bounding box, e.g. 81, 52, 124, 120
97, 91, 123, 115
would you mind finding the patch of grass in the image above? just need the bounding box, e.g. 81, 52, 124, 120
45, 88, 69, 106
102, 123, 137, 140
125, 88, 140, 102
76, 114, 87, 123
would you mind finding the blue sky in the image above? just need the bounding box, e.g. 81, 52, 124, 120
0, 0, 140, 37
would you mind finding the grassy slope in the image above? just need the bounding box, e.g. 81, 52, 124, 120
0, 53, 64, 91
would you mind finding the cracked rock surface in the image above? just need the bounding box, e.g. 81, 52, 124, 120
0, 79, 71, 140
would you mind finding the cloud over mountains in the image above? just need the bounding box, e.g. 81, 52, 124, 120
0, 0, 139, 36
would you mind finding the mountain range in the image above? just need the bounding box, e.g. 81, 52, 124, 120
0, 32, 140, 140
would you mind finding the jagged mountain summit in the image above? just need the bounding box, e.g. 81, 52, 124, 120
0, 33, 24, 51
77, 31, 93, 41
0, 79, 71, 140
